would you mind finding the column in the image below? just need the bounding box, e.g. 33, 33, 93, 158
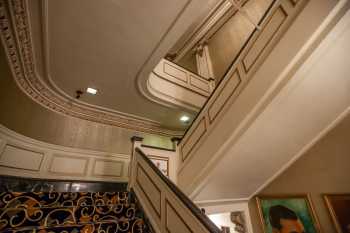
195, 42, 215, 81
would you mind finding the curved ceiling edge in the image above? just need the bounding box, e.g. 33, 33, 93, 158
134, 0, 227, 117
0, 0, 182, 137
139, 71, 201, 113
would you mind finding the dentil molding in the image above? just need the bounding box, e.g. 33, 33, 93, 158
0, 0, 181, 137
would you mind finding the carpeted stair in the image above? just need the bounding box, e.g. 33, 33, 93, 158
0, 192, 150, 233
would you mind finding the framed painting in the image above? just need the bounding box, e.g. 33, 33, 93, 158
148, 155, 169, 177
256, 195, 321, 233
324, 194, 350, 233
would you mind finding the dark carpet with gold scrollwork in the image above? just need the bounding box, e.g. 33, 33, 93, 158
0, 192, 149, 233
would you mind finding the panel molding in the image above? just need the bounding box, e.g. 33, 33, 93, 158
178, 0, 308, 169
136, 164, 162, 217
92, 159, 125, 178
0, 124, 130, 182
164, 62, 188, 83
0, 144, 44, 171
208, 69, 242, 122
181, 118, 207, 161
242, 5, 288, 72
165, 199, 193, 233
48, 154, 89, 176
129, 149, 220, 233
143, 59, 212, 112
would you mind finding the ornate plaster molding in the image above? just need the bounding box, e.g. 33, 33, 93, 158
0, 0, 181, 136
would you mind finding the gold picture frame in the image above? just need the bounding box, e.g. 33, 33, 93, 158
324, 194, 350, 233
256, 195, 321, 233
148, 155, 169, 177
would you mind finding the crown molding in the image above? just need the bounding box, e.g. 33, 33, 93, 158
0, 0, 182, 137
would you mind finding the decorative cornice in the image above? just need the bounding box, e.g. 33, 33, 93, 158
0, 0, 181, 137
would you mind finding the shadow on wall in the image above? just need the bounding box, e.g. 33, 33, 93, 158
249, 114, 350, 233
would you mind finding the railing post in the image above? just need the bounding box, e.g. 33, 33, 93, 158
195, 42, 215, 81
128, 136, 144, 190
209, 77, 216, 93
171, 137, 182, 184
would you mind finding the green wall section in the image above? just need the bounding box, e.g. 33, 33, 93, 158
142, 134, 175, 150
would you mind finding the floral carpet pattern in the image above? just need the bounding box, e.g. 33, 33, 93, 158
0, 192, 147, 233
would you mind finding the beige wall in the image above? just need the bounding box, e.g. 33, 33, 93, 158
208, 0, 273, 82
248, 114, 350, 233
176, 50, 198, 74
0, 46, 174, 154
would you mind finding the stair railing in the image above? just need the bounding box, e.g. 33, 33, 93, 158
128, 147, 221, 233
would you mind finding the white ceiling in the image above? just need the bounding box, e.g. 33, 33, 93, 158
28, 0, 220, 131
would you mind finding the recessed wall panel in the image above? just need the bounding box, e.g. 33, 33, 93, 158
0, 145, 43, 171
164, 62, 188, 83
243, 6, 287, 71
181, 118, 206, 161
208, 70, 241, 122
49, 155, 88, 176
93, 159, 124, 177
190, 75, 210, 93
136, 165, 161, 216
166, 201, 192, 233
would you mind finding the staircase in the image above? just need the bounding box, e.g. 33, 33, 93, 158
0, 146, 221, 233
0, 191, 150, 233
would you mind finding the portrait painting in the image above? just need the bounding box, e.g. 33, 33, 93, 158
324, 194, 350, 233
256, 195, 321, 233
148, 155, 169, 177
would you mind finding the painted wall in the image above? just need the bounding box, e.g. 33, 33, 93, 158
0, 45, 173, 155
176, 51, 198, 74
208, 0, 273, 82
197, 201, 255, 233
209, 213, 237, 232
248, 114, 350, 233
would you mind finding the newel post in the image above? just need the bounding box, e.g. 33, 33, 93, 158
171, 137, 182, 184
128, 136, 144, 190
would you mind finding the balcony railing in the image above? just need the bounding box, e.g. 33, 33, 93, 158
146, 59, 215, 111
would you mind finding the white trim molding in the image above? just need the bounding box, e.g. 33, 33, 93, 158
142, 59, 213, 112
0, 124, 130, 182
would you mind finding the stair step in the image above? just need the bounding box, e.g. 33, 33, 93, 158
0, 192, 131, 208
0, 192, 149, 233
2, 220, 146, 233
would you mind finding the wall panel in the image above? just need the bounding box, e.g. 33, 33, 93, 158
0, 144, 43, 171
0, 124, 130, 182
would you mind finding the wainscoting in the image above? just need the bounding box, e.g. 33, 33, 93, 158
0, 124, 130, 182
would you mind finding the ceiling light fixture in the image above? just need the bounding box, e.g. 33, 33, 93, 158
86, 87, 97, 95
180, 115, 190, 123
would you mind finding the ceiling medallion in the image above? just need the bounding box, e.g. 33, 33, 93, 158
0, 0, 180, 137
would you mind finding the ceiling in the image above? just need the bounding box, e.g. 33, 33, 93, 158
27, 0, 220, 131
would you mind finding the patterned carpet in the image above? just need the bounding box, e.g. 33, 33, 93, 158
0, 192, 148, 233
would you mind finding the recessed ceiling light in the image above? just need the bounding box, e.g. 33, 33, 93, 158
180, 115, 190, 123
86, 87, 97, 95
